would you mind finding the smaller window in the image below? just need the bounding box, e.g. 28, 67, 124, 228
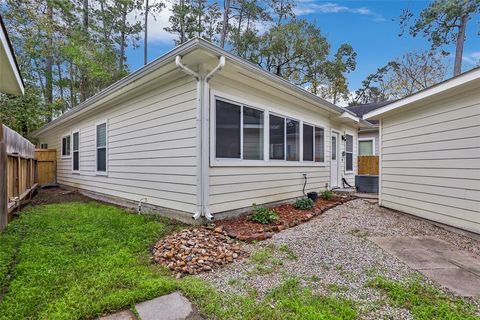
269, 114, 285, 160
286, 119, 299, 161
359, 139, 374, 156
346, 134, 354, 172
96, 122, 107, 173
315, 127, 325, 163
40, 143, 48, 149
72, 131, 80, 171
61, 135, 71, 158
303, 124, 314, 161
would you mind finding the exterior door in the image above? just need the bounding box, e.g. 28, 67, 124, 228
330, 132, 339, 188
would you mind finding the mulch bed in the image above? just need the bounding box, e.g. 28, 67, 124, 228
30, 187, 91, 206
214, 195, 354, 242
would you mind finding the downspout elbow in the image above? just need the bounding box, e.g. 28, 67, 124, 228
175, 55, 200, 80
206, 56, 225, 82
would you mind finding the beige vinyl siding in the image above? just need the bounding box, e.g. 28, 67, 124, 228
380, 88, 480, 234
208, 75, 357, 214
37, 76, 199, 214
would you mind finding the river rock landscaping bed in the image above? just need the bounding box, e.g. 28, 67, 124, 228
214, 195, 352, 242
153, 227, 247, 276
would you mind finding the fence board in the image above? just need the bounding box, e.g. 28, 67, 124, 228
358, 156, 379, 175
0, 124, 38, 230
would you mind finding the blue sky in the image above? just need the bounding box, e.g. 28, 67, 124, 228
126, 0, 480, 93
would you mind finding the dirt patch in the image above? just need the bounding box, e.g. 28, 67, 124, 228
214, 195, 352, 242
153, 227, 247, 276
30, 187, 92, 206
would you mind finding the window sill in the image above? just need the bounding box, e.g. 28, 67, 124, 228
95, 171, 108, 176
61, 156, 71, 159
72, 171, 80, 175
211, 160, 327, 167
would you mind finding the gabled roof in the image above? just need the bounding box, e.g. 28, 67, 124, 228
364, 67, 480, 120
345, 101, 393, 125
0, 15, 24, 96
34, 37, 362, 136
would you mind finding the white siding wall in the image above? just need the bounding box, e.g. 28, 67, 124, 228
380, 89, 480, 234
38, 76, 199, 214
208, 76, 357, 214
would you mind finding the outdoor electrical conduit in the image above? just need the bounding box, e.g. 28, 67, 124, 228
175, 55, 225, 220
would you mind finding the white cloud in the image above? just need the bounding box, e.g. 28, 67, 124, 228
462, 51, 480, 66
294, 1, 385, 22
127, 1, 176, 44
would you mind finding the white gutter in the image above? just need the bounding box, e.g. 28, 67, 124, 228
175, 55, 225, 221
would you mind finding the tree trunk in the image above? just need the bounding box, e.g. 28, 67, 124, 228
453, 12, 468, 76
220, 0, 231, 48
144, 0, 149, 65
80, 0, 89, 102
45, 3, 54, 122
119, 7, 127, 72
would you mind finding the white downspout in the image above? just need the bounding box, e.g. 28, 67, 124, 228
203, 56, 225, 220
175, 55, 225, 221
176, 56, 202, 220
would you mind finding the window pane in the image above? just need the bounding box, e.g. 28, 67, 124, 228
315, 127, 325, 162
216, 100, 241, 158
62, 138, 66, 156
97, 123, 107, 148
286, 119, 299, 161
243, 107, 264, 160
269, 115, 285, 160
73, 132, 79, 151
97, 148, 106, 172
359, 140, 373, 156
66, 137, 70, 155
331, 136, 337, 161
73, 152, 79, 171
346, 134, 353, 152
303, 124, 313, 161
346, 153, 353, 171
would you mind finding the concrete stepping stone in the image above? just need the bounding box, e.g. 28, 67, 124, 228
135, 292, 202, 320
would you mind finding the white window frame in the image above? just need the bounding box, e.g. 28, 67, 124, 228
302, 122, 315, 163
358, 138, 375, 156
95, 120, 108, 176
61, 134, 71, 159
210, 90, 327, 167
40, 143, 48, 149
345, 133, 354, 174
72, 130, 80, 173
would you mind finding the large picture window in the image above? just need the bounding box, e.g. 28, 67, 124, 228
72, 131, 79, 171
96, 122, 107, 173
215, 99, 264, 160
346, 134, 353, 172
61, 135, 71, 158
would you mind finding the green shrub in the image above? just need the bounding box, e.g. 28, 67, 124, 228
293, 197, 314, 210
249, 204, 279, 224
321, 190, 334, 200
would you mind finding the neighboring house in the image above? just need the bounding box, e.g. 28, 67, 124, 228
346, 101, 392, 156
33, 38, 365, 222
0, 15, 24, 96
364, 67, 480, 234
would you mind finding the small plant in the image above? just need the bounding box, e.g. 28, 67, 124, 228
293, 197, 314, 210
321, 190, 334, 200
249, 204, 279, 224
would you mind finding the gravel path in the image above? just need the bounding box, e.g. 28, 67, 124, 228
199, 199, 480, 319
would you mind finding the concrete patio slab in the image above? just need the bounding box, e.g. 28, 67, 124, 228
135, 292, 202, 320
370, 236, 480, 297
421, 267, 480, 297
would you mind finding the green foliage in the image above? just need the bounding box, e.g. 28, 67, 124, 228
293, 197, 314, 210
321, 190, 334, 200
369, 276, 479, 320
248, 204, 279, 224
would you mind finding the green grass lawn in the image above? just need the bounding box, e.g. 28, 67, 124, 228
0, 201, 357, 320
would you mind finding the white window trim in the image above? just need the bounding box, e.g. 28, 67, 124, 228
72, 130, 80, 173
210, 91, 328, 167
61, 134, 71, 159
345, 133, 354, 174
358, 138, 375, 156
95, 120, 108, 176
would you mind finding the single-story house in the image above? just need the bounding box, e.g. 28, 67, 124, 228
346, 101, 392, 156
33, 38, 366, 222
0, 15, 24, 96
364, 67, 480, 234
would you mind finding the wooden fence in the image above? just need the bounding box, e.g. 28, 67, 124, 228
35, 149, 56, 185
0, 124, 37, 230
358, 156, 379, 176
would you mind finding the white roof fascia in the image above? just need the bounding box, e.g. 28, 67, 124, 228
364, 67, 480, 120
